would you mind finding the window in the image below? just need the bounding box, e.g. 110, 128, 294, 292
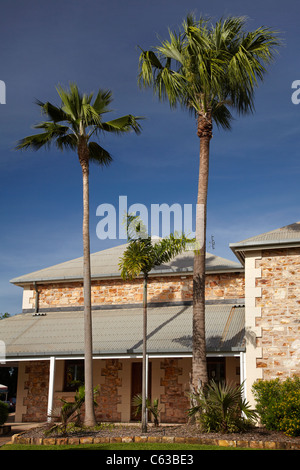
64, 360, 84, 392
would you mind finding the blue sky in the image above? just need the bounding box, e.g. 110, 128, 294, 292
1, 0, 300, 314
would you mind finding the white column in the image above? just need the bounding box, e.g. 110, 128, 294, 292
240, 352, 246, 400
47, 356, 56, 422
145, 354, 149, 425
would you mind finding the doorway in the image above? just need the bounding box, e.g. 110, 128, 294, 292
130, 362, 152, 421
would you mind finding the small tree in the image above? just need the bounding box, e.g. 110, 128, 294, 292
46, 385, 99, 436
17, 84, 141, 426
119, 215, 192, 432
252, 377, 300, 436
0, 313, 10, 320
188, 380, 258, 433
138, 14, 280, 391
132, 394, 161, 427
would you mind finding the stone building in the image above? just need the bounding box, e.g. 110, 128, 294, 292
1, 221, 300, 423
230, 221, 300, 400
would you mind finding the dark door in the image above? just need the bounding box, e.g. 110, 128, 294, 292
207, 357, 226, 383
130, 362, 152, 421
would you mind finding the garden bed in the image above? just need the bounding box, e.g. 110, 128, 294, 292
12, 423, 300, 449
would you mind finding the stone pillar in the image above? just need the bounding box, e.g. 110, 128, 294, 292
244, 251, 262, 406
160, 358, 189, 423
97, 359, 122, 422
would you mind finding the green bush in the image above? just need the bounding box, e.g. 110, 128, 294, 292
46, 385, 99, 436
0, 401, 9, 426
132, 394, 161, 426
252, 377, 300, 437
188, 380, 258, 433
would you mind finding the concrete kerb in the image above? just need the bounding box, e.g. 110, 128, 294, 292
4, 420, 300, 450
9, 432, 300, 449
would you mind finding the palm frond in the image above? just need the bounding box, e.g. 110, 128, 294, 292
56, 83, 79, 121
82, 103, 101, 126
36, 99, 69, 122
125, 213, 148, 241
151, 234, 192, 267
119, 240, 151, 280
138, 47, 187, 109
16, 133, 50, 151
17, 82, 142, 159
16, 122, 70, 151
56, 133, 78, 151
102, 115, 143, 135
211, 100, 233, 130
138, 14, 281, 124
119, 215, 193, 280
33, 121, 69, 134
138, 49, 164, 88
88, 141, 113, 166
92, 89, 113, 114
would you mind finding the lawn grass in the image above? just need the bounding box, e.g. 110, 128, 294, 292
1, 442, 261, 451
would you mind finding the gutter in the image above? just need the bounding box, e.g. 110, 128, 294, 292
230, 239, 300, 265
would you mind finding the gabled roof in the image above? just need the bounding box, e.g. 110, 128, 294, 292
10, 243, 243, 286
230, 222, 300, 264
0, 304, 245, 359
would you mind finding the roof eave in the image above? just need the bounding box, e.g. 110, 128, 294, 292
230, 239, 300, 264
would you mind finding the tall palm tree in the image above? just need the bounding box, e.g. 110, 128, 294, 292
119, 215, 191, 432
138, 15, 280, 391
16, 83, 142, 426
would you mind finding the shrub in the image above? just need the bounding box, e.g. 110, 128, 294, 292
46, 385, 99, 436
188, 380, 258, 433
252, 377, 300, 437
132, 394, 161, 426
0, 401, 9, 426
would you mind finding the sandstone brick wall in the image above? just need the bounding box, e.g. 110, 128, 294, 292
22, 361, 49, 422
26, 272, 244, 310
160, 358, 190, 423
97, 359, 122, 422
256, 248, 300, 380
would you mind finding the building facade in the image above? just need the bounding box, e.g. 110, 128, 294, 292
1, 222, 300, 423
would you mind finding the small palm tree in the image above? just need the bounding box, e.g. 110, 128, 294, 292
16, 83, 142, 426
47, 385, 99, 436
188, 380, 258, 433
132, 394, 161, 427
138, 15, 280, 390
119, 215, 192, 432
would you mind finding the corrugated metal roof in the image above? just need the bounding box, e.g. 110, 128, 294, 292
10, 244, 243, 285
230, 222, 300, 264
0, 304, 245, 358
233, 222, 300, 244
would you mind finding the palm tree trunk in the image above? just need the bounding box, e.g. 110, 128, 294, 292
192, 113, 212, 391
141, 275, 148, 433
79, 137, 97, 427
